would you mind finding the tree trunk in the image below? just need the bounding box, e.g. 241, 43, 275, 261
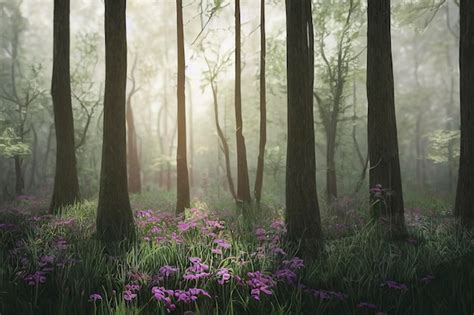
455, 0, 474, 225
176, 0, 190, 215
97, 0, 135, 242
234, 0, 252, 206
214, 85, 237, 201
50, 0, 80, 213
367, 0, 407, 238
285, 0, 322, 254
326, 126, 338, 202
254, 0, 266, 205
14, 155, 24, 196
126, 57, 141, 194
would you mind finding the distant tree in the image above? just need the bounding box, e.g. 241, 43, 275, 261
234, 0, 252, 207
96, 0, 135, 242
455, 0, 474, 226
313, 0, 362, 203
50, 0, 80, 213
176, 0, 190, 215
126, 55, 141, 194
203, 52, 237, 201
254, 0, 266, 205
367, 0, 407, 238
285, 0, 322, 254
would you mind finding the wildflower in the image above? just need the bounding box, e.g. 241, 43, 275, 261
159, 265, 178, 278
246, 271, 274, 300
282, 257, 304, 270
271, 246, 287, 256
206, 219, 224, 229
275, 268, 297, 285
216, 268, 231, 285
143, 236, 151, 241
255, 228, 267, 241
211, 248, 222, 255
88, 293, 102, 302
382, 280, 408, 291
357, 302, 378, 311
184, 257, 210, 281
123, 290, 137, 301
150, 226, 162, 234
24, 271, 46, 285
171, 232, 184, 244
39, 255, 55, 267
151, 287, 176, 312
177, 221, 197, 232
214, 239, 231, 249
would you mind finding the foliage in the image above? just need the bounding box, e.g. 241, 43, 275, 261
0, 127, 30, 158
0, 201, 473, 314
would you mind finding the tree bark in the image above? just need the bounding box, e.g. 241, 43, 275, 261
455, 0, 474, 225
285, 0, 322, 254
126, 56, 141, 194
367, 0, 407, 238
234, 0, 252, 206
254, 0, 267, 205
50, 0, 80, 213
96, 0, 135, 242
176, 0, 190, 215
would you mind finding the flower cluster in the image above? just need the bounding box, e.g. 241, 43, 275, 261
246, 271, 274, 300
183, 257, 210, 281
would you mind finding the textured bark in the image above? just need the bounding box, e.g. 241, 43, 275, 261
285, 0, 322, 252
96, 0, 135, 242
234, 0, 252, 205
176, 0, 190, 215
455, 0, 474, 225
367, 0, 407, 238
50, 0, 80, 214
126, 57, 141, 194
254, 0, 266, 205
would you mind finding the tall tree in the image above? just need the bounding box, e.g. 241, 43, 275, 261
285, 0, 322, 254
50, 0, 80, 214
455, 0, 474, 226
234, 0, 252, 206
96, 0, 135, 242
126, 56, 141, 194
367, 0, 407, 237
254, 0, 266, 205
176, 0, 190, 215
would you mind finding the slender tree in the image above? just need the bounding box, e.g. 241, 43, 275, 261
234, 0, 252, 206
254, 0, 266, 205
176, 0, 190, 215
96, 0, 135, 242
285, 0, 322, 254
455, 0, 474, 226
126, 56, 141, 194
367, 0, 407, 238
50, 0, 80, 213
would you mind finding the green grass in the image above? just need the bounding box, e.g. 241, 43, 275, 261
0, 198, 473, 315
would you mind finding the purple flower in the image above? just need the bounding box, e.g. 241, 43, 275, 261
206, 220, 224, 229
159, 265, 178, 278
211, 248, 222, 255
382, 280, 408, 291
357, 302, 378, 310
89, 293, 102, 302
214, 239, 231, 249
246, 271, 274, 300
123, 290, 137, 301
184, 257, 210, 281
39, 255, 55, 267
216, 268, 231, 285
171, 232, 184, 244
255, 228, 267, 241
150, 226, 162, 234
151, 287, 176, 312
275, 268, 297, 285
271, 246, 287, 256
282, 257, 305, 270
24, 271, 46, 285
177, 221, 197, 232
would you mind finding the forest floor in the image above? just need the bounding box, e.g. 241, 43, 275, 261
0, 193, 473, 315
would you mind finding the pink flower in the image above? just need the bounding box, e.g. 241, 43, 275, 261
89, 293, 102, 302
214, 239, 231, 249
216, 268, 231, 285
